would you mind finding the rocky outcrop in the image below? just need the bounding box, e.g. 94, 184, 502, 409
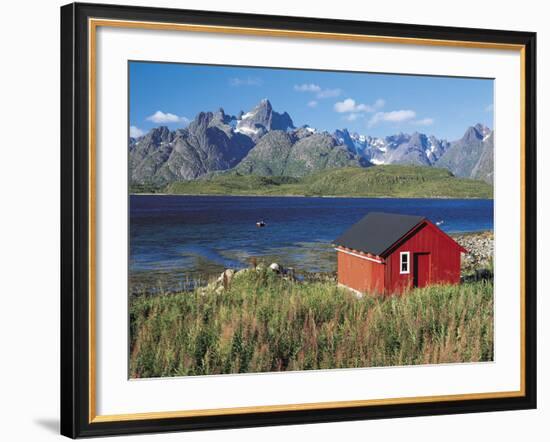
198, 262, 290, 295
452, 231, 494, 275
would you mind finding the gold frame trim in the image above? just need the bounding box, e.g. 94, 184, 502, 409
88, 18, 527, 424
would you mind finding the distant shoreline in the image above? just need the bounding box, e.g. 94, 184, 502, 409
130, 192, 493, 200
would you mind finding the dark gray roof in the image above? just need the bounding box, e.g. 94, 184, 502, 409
334, 212, 425, 256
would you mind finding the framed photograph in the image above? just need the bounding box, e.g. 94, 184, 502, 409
60, 2, 537, 438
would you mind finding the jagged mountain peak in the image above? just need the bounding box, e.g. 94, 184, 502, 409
149, 125, 170, 134
236, 99, 294, 138
474, 123, 491, 137
259, 97, 271, 106
245, 98, 272, 117
463, 125, 481, 140
409, 131, 428, 144
187, 111, 214, 134
214, 107, 226, 120
129, 99, 494, 186
461, 124, 492, 144
436, 124, 494, 184
333, 128, 357, 154
335, 128, 350, 135
143, 125, 172, 143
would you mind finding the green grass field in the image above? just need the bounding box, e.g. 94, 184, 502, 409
129, 268, 494, 378
161, 165, 493, 199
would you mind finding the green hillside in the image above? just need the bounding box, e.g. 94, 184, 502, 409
160, 165, 493, 199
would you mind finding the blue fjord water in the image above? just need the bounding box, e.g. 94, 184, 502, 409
129, 195, 493, 292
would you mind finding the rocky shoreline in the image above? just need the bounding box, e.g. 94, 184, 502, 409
451, 230, 494, 275
198, 231, 494, 295
131, 230, 493, 296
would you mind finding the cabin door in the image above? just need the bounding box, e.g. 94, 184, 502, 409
413, 253, 430, 288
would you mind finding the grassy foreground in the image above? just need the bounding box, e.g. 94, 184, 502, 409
160, 165, 493, 199
130, 269, 493, 378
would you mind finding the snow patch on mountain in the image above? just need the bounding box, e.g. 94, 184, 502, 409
235, 125, 262, 135
370, 158, 386, 165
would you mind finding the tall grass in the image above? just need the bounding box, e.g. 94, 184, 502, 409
129, 269, 493, 378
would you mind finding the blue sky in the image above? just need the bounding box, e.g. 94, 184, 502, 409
129, 61, 494, 141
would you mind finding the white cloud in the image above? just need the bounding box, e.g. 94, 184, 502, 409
130, 126, 145, 138
413, 117, 435, 126
229, 77, 263, 87
295, 84, 341, 99
335, 98, 365, 113
368, 110, 416, 127
307, 100, 318, 108
485, 103, 494, 112
294, 83, 321, 92
316, 88, 341, 98
334, 97, 385, 114
146, 111, 189, 124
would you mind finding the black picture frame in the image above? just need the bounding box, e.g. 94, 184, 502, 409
61, 2, 537, 438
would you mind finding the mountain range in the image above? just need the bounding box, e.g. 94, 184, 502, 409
129, 98, 494, 185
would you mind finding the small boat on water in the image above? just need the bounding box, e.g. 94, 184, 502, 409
436, 220, 444, 226
256, 220, 266, 228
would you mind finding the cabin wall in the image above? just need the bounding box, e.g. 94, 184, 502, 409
385, 222, 462, 294
337, 250, 385, 294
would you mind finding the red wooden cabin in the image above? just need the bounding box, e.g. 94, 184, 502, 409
334, 212, 466, 295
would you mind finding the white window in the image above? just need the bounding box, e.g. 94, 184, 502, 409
400, 252, 410, 274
